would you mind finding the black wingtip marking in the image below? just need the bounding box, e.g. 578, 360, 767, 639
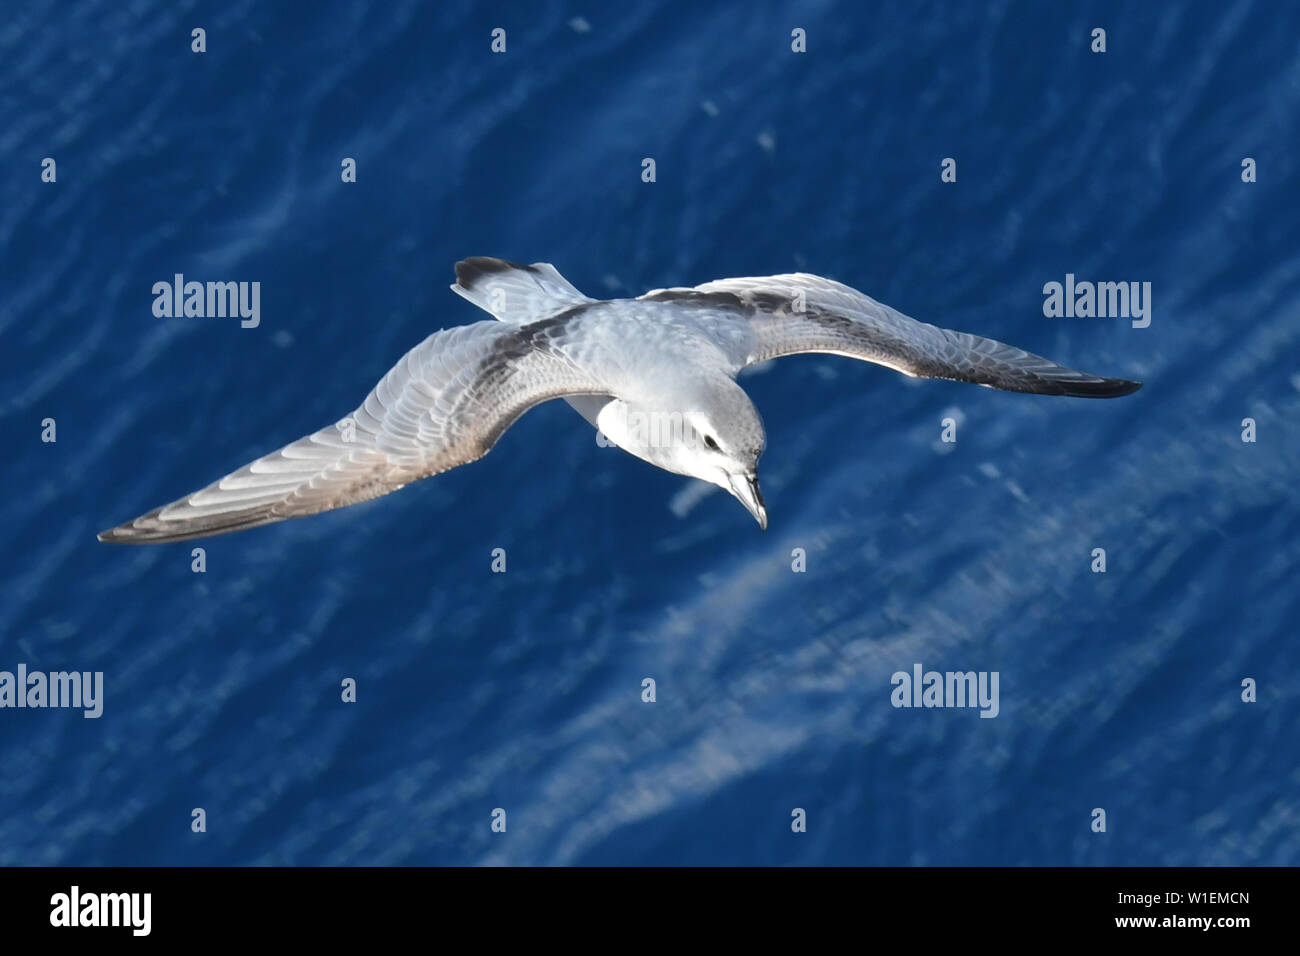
1065, 377, 1143, 398
97, 519, 148, 543
98, 525, 141, 545
98, 518, 161, 545
98, 511, 281, 545
454, 257, 536, 290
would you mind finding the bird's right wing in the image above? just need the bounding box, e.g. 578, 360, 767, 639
643, 273, 1141, 397
100, 319, 609, 544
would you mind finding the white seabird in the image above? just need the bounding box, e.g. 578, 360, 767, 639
99, 258, 1141, 543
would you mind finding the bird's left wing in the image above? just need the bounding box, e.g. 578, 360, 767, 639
642, 273, 1141, 398
100, 319, 609, 543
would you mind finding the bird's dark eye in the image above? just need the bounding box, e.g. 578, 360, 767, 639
703, 434, 720, 451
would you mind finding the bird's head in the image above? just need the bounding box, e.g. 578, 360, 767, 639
600, 375, 768, 528
672, 377, 768, 529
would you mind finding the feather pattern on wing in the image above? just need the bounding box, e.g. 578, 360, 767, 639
99, 320, 608, 543
643, 274, 1141, 397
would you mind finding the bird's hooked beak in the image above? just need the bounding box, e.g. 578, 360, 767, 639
727, 472, 768, 530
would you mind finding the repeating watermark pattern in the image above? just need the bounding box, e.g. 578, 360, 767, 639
891, 663, 999, 718
934, 407, 963, 455
50, 887, 151, 936
1042, 274, 1151, 328
2, 1, 1281, 891
609, 409, 687, 449
595, 407, 732, 452
152, 274, 261, 328
0, 665, 103, 718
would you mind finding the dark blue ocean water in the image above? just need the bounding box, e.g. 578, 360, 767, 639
2, 0, 1297, 866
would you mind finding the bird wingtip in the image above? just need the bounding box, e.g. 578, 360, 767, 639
98, 524, 133, 544
1102, 377, 1143, 397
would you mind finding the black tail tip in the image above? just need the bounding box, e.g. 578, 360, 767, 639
454, 257, 533, 290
